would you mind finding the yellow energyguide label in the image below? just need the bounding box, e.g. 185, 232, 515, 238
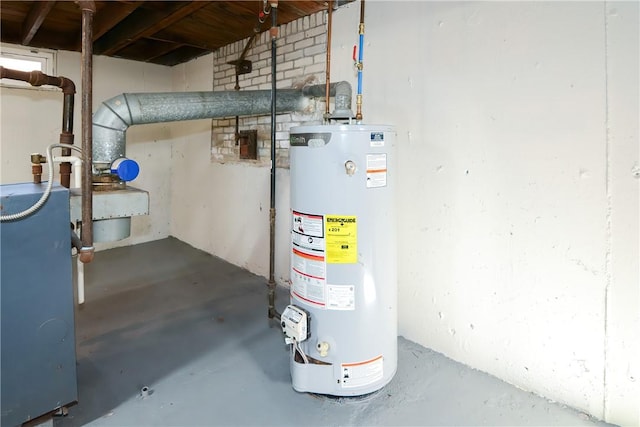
324, 215, 357, 263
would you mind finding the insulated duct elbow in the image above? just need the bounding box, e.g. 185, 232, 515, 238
332, 81, 354, 120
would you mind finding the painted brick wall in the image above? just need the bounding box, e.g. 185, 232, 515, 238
211, 11, 328, 168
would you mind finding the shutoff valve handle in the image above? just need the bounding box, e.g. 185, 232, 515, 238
111, 157, 140, 182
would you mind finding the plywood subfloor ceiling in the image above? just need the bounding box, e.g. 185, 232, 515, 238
1, 1, 349, 66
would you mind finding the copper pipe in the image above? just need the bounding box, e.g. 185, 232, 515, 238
59, 95, 74, 188
78, 0, 95, 262
0, 66, 76, 187
32, 164, 43, 184
355, 0, 365, 121
30, 153, 46, 184
325, 0, 333, 118
0, 67, 74, 94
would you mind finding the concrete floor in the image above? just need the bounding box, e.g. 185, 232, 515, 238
55, 237, 613, 427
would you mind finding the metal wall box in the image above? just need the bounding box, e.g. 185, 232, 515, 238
1, 183, 78, 426
239, 129, 258, 160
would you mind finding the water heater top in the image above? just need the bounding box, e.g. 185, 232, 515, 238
290, 124, 394, 133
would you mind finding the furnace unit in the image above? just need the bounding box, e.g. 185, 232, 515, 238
1, 183, 78, 426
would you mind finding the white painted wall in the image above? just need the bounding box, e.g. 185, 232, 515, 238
603, 2, 640, 424
170, 53, 292, 282
1, 48, 173, 249
326, 2, 637, 425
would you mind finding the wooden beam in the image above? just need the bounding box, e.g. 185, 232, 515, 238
92, 2, 143, 42
94, 1, 210, 56
21, 1, 56, 45
151, 45, 210, 67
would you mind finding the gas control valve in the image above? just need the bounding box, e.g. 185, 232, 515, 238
281, 305, 309, 344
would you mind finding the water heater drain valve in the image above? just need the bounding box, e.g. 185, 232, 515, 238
281, 305, 309, 344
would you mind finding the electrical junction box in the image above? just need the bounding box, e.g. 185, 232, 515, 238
281, 305, 309, 343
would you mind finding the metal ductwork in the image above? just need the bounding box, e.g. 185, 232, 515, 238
92, 84, 352, 168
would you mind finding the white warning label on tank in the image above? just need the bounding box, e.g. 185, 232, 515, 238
326, 284, 355, 310
366, 154, 387, 188
341, 355, 384, 388
292, 211, 324, 238
291, 210, 327, 307
291, 247, 326, 307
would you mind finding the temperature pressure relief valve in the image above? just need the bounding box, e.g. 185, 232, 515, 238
281, 305, 309, 344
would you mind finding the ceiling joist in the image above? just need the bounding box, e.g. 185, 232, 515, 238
21, 0, 56, 45
1, 1, 350, 66
94, 2, 210, 57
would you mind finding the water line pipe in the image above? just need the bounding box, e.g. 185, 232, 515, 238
59, 152, 87, 303
355, 0, 365, 121
325, 0, 333, 119
60, 95, 75, 189
0, 144, 80, 222
69, 227, 86, 304
77, 257, 86, 304
268, 0, 280, 321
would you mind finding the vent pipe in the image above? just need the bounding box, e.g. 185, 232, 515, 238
92, 85, 352, 166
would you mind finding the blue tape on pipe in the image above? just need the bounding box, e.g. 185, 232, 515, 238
111, 158, 139, 181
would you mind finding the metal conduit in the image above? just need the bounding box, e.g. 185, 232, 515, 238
268, 0, 280, 320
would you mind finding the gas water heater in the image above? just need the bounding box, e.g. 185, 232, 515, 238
286, 124, 397, 396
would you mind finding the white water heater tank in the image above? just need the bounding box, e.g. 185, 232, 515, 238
288, 124, 397, 396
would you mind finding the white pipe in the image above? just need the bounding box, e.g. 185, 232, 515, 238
53, 155, 83, 188
77, 256, 85, 304
53, 154, 85, 304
